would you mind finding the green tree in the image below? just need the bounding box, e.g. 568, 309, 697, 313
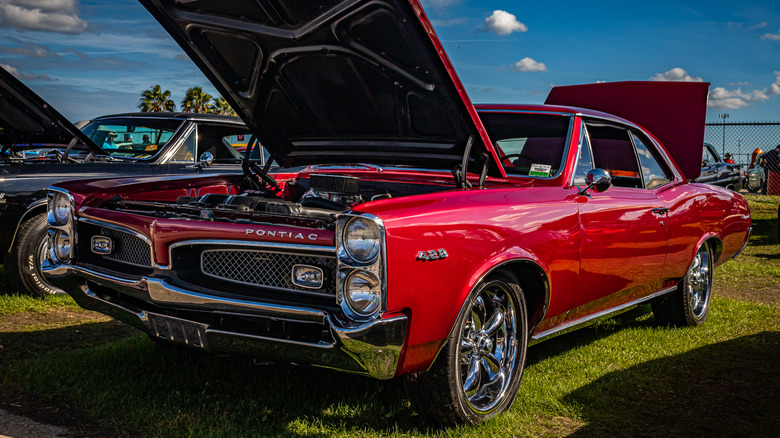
137, 85, 175, 112
212, 96, 237, 116
180, 86, 214, 113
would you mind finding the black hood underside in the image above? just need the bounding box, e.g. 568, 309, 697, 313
140, 0, 490, 171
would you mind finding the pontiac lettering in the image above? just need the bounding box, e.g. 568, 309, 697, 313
245, 228, 318, 241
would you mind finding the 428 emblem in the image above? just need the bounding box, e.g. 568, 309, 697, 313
417, 249, 448, 261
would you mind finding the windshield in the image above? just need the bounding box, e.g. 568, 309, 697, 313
80, 118, 184, 159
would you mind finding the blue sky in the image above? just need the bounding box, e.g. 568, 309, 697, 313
1, 0, 779, 123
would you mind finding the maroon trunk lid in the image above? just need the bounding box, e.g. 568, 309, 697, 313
545, 81, 710, 181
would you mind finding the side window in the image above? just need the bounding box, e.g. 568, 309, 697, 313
480, 112, 571, 178
196, 124, 247, 162
702, 146, 714, 166
170, 127, 196, 163
586, 122, 642, 188
573, 124, 594, 185
631, 131, 672, 189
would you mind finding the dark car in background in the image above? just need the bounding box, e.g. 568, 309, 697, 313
694, 143, 742, 190
1, 66, 255, 296
746, 152, 767, 193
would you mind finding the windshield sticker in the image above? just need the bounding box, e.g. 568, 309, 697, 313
529, 164, 552, 177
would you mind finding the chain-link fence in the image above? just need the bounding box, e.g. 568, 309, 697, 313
704, 122, 780, 168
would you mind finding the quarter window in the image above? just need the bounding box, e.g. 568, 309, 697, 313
631, 132, 672, 189
573, 124, 594, 185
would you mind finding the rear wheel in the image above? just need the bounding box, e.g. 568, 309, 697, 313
405, 271, 528, 425
3, 213, 64, 297
652, 243, 713, 326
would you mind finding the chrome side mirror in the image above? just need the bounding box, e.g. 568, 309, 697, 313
198, 152, 214, 168
578, 168, 612, 196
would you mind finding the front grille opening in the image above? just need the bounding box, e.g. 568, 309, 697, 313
171, 244, 338, 307
76, 223, 154, 276
100, 227, 152, 267
201, 250, 337, 295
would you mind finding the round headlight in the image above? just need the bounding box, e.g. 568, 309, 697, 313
52, 193, 71, 225
345, 270, 381, 315
53, 230, 71, 261
344, 217, 380, 263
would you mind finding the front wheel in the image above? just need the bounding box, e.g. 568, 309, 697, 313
3, 213, 65, 297
405, 271, 528, 425
652, 243, 713, 326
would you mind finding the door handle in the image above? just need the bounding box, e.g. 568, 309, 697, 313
652, 207, 669, 215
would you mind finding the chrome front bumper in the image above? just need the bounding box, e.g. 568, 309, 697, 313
42, 261, 407, 380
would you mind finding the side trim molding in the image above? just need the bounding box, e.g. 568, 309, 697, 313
530, 285, 678, 345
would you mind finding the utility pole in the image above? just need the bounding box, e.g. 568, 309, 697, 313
738, 139, 742, 165
719, 113, 729, 157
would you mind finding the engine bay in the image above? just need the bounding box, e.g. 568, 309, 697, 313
107, 173, 452, 229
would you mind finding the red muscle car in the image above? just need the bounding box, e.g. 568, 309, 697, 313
42, 0, 751, 425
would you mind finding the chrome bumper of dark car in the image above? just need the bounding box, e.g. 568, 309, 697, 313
42, 261, 407, 380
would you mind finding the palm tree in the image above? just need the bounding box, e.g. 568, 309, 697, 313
137, 85, 175, 112
212, 96, 237, 116
180, 86, 214, 113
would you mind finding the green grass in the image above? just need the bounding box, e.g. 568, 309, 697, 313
0, 292, 80, 316
0, 195, 777, 436
714, 194, 780, 296
0, 299, 776, 437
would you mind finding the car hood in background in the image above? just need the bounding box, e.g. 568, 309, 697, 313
139, 0, 500, 173
0, 66, 104, 155
545, 81, 709, 181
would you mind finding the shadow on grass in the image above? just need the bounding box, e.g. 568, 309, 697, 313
0, 321, 437, 436
563, 331, 780, 437
749, 216, 779, 246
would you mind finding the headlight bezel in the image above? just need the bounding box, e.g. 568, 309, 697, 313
46, 188, 76, 263
343, 216, 381, 264
343, 269, 382, 316
51, 193, 71, 226
336, 212, 387, 321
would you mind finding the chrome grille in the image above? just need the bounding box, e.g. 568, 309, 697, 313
201, 249, 336, 295
100, 227, 152, 267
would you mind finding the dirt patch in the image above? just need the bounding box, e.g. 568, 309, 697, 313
714, 284, 780, 306
0, 308, 111, 333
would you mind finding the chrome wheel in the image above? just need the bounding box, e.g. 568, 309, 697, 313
458, 280, 518, 413
686, 245, 711, 319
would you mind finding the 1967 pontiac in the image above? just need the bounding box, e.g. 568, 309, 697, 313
42, 0, 751, 425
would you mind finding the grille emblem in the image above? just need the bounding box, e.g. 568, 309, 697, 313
91, 235, 113, 255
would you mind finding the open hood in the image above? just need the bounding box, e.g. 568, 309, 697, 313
139, 0, 498, 173
545, 81, 709, 181
0, 66, 104, 155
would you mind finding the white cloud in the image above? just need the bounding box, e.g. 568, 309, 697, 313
484, 10, 527, 35
761, 29, 780, 40
0, 41, 57, 57
749, 21, 768, 30
0, 0, 87, 34
650, 67, 703, 82
1, 62, 52, 80
708, 72, 780, 109
512, 57, 547, 72
650, 67, 780, 110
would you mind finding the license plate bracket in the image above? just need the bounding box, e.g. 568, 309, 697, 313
148, 313, 208, 348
